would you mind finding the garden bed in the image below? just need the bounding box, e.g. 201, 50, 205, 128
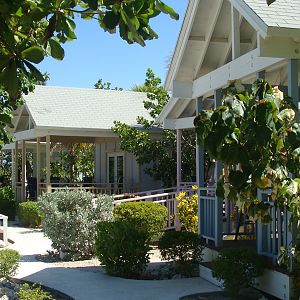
35, 248, 199, 280
1, 278, 75, 300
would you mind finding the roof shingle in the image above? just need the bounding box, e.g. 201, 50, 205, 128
244, 0, 300, 29
24, 85, 150, 130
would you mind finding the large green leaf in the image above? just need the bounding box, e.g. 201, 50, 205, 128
83, 0, 98, 10
156, 1, 179, 20
0, 60, 18, 97
23, 60, 45, 82
48, 39, 65, 60
0, 113, 12, 126
21, 46, 44, 64
102, 11, 120, 30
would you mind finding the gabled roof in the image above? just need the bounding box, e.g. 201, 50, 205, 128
159, 0, 300, 127
165, 0, 300, 91
15, 85, 150, 132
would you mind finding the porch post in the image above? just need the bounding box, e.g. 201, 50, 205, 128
14, 142, 19, 201
214, 89, 223, 248
11, 149, 15, 190
196, 97, 205, 238
95, 143, 101, 183
36, 137, 40, 197
231, 5, 240, 60
21, 140, 26, 201
257, 70, 265, 80
288, 59, 299, 121
287, 59, 299, 252
176, 129, 182, 188
46, 135, 51, 192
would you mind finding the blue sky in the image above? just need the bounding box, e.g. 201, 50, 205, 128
39, 1, 188, 90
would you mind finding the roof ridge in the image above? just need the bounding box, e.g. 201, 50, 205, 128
35, 85, 146, 95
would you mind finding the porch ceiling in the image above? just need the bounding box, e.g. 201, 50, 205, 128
165, 0, 300, 92
159, 0, 300, 125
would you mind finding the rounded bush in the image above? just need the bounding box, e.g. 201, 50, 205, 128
113, 201, 167, 241
0, 186, 16, 220
96, 220, 150, 278
0, 249, 20, 278
38, 190, 113, 260
158, 230, 203, 276
17, 201, 42, 227
211, 247, 265, 297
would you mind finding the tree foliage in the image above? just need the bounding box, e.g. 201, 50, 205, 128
194, 79, 300, 226
94, 79, 123, 90
50, 143, 94, 182
0, 0, 178, 145
113, 69, 196, 187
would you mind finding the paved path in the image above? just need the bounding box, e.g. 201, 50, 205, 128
7, 225, 220, 300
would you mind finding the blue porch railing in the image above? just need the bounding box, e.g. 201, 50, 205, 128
257, 189, 292, 263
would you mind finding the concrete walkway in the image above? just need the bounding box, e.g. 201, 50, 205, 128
7, 225, 221, 300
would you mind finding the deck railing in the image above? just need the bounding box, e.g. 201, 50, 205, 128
113, 183, 197, 230
0, 214, 8, 246
257, 189, 291, 263
199, 187, 217, 242
15, 181, 124, 201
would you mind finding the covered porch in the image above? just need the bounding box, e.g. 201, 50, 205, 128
5, 85, 160, 200
156, 0, 300, 270
6, 133, 128, 201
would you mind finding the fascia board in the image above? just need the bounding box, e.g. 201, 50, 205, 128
164, 0, 200, 90
156, 97, 179, 124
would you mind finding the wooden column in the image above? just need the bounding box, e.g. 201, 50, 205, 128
288, 59, 299, 121
46, 135, 51, 193
231, 5, 240, 60
14, 142, 19, 201
21, 140, 26, 201
176, 129, 182, 188
196, 96, 205, 237
214, 89, 223, 248
257, 70, 265, 80
95, 143, 101, 183
11, 149, 15, 190
287, 59, 299, 255
36, 137, 40, 197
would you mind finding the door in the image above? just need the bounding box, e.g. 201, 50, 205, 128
107, 153, 124, 194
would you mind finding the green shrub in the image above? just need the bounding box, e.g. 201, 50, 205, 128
0, 249, 20, 278
17, 201, 42, 227
0, 186, 16, 220
96, 220, 150, 278
39, 190, 113, 260
113, 201, 167, 241
18, 283, 54, 300
158, 231, 203, 276
211, 247, 265, 298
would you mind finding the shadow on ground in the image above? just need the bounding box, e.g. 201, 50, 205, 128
21, 265, 220, 300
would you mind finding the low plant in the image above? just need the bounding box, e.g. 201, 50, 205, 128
113, 201, 167, 241
0, 186, 16, 220
17, 201, 42, 227
0, 249, 20, 278
278, 243, 300, 299
96, 220, 150, 278
158, 230, 203, 277
18, 283, 54, 300
176, 186, 198, 233
38, 190, 113, 260
212, 247, 265, 298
